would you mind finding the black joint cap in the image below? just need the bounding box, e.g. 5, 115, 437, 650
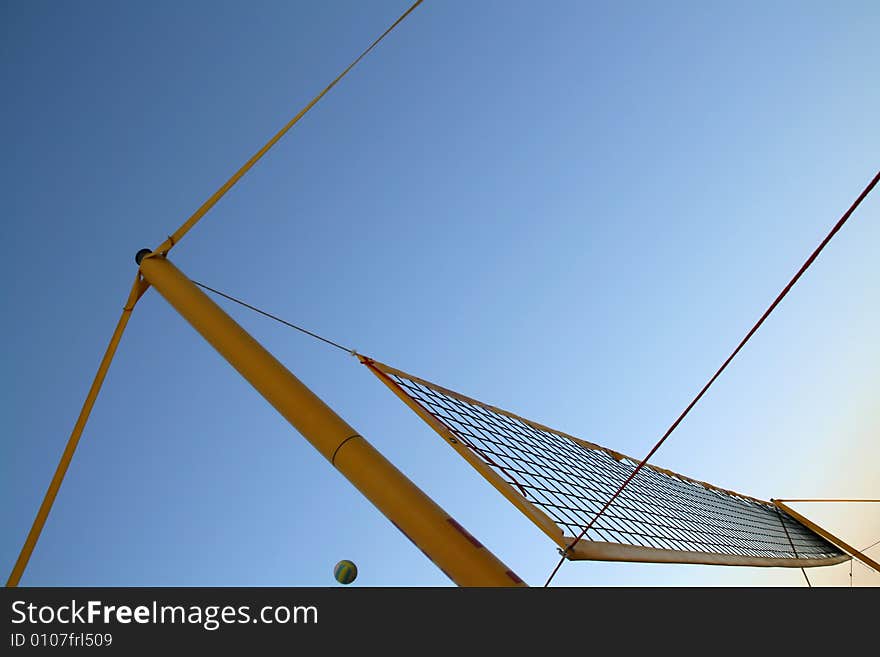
135, 248, 153, 265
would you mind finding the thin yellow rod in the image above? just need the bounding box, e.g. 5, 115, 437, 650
6, 275, 148, 587
773, 500, 880, 575
138, 253, 525, 586
154, 0, 424, 257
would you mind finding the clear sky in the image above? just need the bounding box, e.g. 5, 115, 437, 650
2, 1, 878, 587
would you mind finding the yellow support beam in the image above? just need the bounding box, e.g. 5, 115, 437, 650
137, 251, 525, 587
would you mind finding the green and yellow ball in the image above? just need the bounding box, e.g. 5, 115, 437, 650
333, 560, 358, 585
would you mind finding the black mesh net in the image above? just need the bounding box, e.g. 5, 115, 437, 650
373, 362, 845, 565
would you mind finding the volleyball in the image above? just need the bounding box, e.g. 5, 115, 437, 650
333, 559, 358, 584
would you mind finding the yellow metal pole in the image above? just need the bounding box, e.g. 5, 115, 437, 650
137, 251, 525, 587
773, 500, 880, 575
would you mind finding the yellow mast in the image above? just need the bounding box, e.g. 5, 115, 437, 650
137, 251, 525, 587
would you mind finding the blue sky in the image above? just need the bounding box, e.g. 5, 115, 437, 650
2, 1, 878, 587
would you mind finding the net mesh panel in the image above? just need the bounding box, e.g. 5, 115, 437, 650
381, 367, 844, 562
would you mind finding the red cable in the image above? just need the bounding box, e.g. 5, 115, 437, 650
544, 170, 880, 586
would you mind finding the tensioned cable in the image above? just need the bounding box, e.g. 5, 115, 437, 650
848, 537, 880, 586
193, 280, 356, 355
852, 538, 880, 576
774, 506, 812, 587
544, 170, 880, 587
848, 533, 880, 587
862, 538, 880, 552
